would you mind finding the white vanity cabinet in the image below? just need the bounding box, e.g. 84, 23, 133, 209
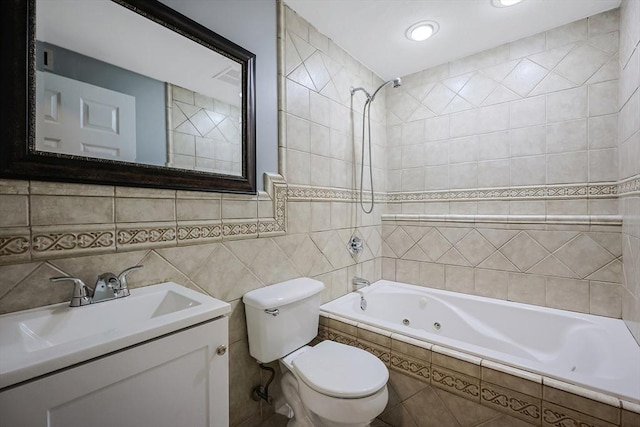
0, 317, 229, 427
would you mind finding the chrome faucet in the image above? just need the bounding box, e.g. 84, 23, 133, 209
50, 265, 143, 307
352, 276, 370, 291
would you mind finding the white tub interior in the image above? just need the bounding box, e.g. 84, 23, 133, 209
321, 280, 640, 403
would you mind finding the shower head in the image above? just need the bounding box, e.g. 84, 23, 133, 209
392, 77, 402, 88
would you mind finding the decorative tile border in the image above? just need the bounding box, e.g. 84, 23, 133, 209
387, 183, 618, 203
319, 314, 638, 427
287, 185, 360, 202
482, 382, 542, 425
0, 175, 287, 264
389, 353, 430, 382
618, 175, 640, 197
382, 213, 623, 226
176, 221, 223, 244
287, 182, 620, 204
31, 224, 116, 259
0, 176, 630, 264
117, 222, 177, 249
0, 234, 30, 257
0, 228, 30, 263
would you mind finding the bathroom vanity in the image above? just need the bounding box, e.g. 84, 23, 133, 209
0, 282, 230, 427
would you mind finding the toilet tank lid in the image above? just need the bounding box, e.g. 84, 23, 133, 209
243, 278, 324, 309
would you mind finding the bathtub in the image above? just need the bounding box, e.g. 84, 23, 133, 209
320, 280, 640, 403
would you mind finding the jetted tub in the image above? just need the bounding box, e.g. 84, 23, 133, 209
320, 280, 640, 403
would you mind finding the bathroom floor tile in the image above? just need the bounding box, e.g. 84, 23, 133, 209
434, 387, 499, 427
255, 413, 289, 427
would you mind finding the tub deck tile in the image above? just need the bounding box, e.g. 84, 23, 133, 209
391, 336, 432, 362
328, 317, 358, 336
432, 345, 482, 378
621, 407, 640, 427
543, 381, 621, 425
481, 364, 543, 399
358, 324, 392, 348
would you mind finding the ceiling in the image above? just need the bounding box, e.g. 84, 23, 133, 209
284, 0, 621, 80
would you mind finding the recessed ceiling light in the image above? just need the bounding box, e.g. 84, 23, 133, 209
406, 21, 439, 42
491, 0, 525, 7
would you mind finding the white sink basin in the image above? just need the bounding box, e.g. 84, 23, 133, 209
0, 282, 230, 389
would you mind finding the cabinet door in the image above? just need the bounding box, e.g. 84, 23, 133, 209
0, 318, 228, 427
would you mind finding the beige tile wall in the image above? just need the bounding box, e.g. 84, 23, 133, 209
0, 2, 636, 426
385, 9, 621, 217
618, 0, 640, 344
381, 218, 623, 317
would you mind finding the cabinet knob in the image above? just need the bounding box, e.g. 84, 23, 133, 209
216, 345, 227, 356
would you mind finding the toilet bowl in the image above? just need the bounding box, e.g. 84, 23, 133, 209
243, 278, 389, 427
280, 342, 388, 427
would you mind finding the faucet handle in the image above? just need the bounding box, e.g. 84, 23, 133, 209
50, 276, 91, 307
116, 265, 143, 297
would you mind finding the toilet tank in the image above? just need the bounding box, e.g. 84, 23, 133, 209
243, 278, 325, 363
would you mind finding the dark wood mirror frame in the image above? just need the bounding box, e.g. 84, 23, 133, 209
1, 0, 256, 194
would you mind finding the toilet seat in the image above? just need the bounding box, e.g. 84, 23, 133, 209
292, 340, 388, 398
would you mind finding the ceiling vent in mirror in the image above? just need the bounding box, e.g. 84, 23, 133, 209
213, 66, 242, 86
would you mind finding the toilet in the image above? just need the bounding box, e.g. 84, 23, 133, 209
243, 277, 389, 427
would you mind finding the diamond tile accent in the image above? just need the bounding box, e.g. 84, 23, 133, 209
527, 231, 578, 253
439, 227, 473, 245
478, 229, 519, 249
304, 51, 331, 91
501, 59, 549, 97
455, 230, 496, 266
477, 252, 519, 272
437, 247, 472, 266
402, 245, 430, 262
459, 73, 499, 106
417, 229, 453, 261
554, 43, 610, 84
553, 234, 615, 278
527, 255, 579, 278
528, 43, 574, 70
500, 232, 549, 271
422, 83, 457, 114
386, 227, 416, 258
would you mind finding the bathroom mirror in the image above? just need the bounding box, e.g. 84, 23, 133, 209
2, 0, 257, 194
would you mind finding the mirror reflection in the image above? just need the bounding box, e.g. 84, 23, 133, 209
35, 0, 243, 176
